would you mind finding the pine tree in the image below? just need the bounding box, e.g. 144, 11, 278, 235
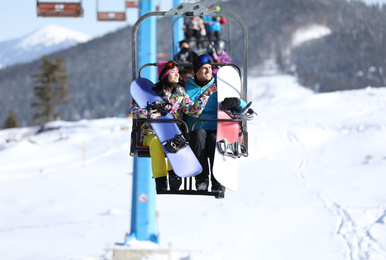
30, 56, 69, 125
2, 109, 19, 129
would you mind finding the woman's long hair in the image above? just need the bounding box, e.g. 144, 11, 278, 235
153, 76, 185, 97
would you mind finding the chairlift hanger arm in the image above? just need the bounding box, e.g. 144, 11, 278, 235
165, 0, 220, 16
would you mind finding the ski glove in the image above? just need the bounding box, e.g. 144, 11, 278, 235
146, 100, 171, 118
221, 97, 240, 110
220, 97, 257, 120
220, 97, 252, 114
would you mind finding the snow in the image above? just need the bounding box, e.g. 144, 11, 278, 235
1, 75, 386, 260
292, 24, 331, 47
17, 24, 91, 49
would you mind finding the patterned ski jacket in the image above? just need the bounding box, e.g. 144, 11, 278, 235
184, 77, 218, 131
184, 16, 206, 32
129, 85, 210, 143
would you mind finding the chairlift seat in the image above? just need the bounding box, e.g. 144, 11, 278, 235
37, 1, 83, 17
126, 0, 138, 8
97, 12, 126, 21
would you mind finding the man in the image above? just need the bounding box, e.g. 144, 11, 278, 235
174, 40, 198, 82
184, 54, 225, 195
174, 40, 198, 63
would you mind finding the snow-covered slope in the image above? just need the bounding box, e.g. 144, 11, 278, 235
0, 24, 91, 68
292, 24, 331, 47
1, 75, 386, 260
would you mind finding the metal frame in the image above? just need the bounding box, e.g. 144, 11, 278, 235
131, 8, 248, 100
129, 1, 248, 198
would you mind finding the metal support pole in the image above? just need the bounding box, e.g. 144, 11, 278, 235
170, 0, 184, 59
125, 0, 158, 245
137, 0, 157, 82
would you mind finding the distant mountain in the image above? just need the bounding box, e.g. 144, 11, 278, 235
0, 24, 91, 69
0, 25, 133, 127
1, 0, 386, 127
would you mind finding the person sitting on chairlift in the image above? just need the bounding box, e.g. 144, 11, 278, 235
128, 60, 217, 192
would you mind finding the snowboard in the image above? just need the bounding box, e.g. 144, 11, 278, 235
213, 66, 243, 191
130, 77, 202, 178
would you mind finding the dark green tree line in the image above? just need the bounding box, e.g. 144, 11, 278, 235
2, 109, 19, 129
30, 56, 69, 125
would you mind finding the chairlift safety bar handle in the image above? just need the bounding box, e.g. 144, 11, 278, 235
134, 117, 189, 134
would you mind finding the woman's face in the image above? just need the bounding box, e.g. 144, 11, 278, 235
167, 68, 179, 84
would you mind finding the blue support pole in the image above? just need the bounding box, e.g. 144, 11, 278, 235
138, 0, 157, 82
170, 0, 184, 59
125, 0, 158, 244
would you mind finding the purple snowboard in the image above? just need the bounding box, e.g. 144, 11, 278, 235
130, 77, 202, 178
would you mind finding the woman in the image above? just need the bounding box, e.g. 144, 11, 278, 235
128, 60, 216, 192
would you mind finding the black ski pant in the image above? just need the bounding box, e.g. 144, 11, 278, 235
189, 128, 221, 186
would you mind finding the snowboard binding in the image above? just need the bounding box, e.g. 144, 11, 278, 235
220, 97, 257, 121
146, 100, 171, 117
164, 133, 190, 153
217, 138, 248, 159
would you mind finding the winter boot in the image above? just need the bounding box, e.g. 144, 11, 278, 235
168, 170, 182, 191
195, 177, 209, 191
155, 176, 167, 193
211, 179, 225, 198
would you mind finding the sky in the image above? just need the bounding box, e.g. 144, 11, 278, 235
1, 0, 386, 43
1, 73, 386, 259
0, 0, 175, 42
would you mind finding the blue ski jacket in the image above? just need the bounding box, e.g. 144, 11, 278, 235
184, 77, 218, 131
202, 16, 222, 32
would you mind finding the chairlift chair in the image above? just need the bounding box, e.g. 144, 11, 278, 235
96, 0, 126, 21
36, 0, 83, 17
171, 16, 232, 58
126, 0, 138, 8
126, 0, 159, 10
129, 1, 248, 199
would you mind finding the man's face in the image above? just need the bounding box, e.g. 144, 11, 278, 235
196, 64, 212, 82
181, 42, 189, 49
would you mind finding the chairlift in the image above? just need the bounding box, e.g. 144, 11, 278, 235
129, 2, 248, 199
171, 14, 232, 58
96, 0, 126, 21
126, 0, 160, 10
126, 0, 138, 8
36, 0, 83, 17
